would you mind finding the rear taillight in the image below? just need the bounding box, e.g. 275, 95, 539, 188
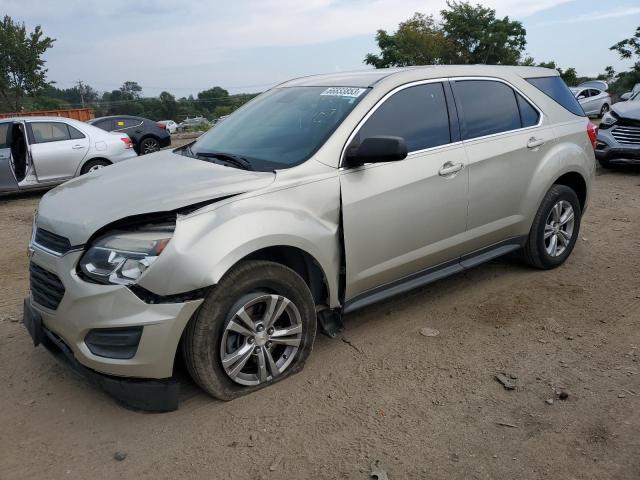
587, 122, 598, 150
120, 137, 133, 149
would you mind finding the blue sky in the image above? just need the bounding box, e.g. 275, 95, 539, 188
3, 0, 640, 96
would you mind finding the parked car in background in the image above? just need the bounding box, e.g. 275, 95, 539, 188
158, 120, 178, 134
24, 66, 595, 410
178, 117, 210, 132
211, 115, 228, 127
619, 83, 640, 102
88, 115, 171, 155
570, 80, 611, 117
0, 116, 136, 194
596, 95, 640, 167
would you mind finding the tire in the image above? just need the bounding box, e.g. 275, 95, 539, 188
600, 103, 609, 117
80, 158, 110, 175
139, 137, 160, 155
521, 185, 582, 270
182, 260, 317, 400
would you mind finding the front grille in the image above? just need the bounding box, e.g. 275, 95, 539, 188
34, 228, 73, 255
611, 125, 640, 145
30, 263, 65, 310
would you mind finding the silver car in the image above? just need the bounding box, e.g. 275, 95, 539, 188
596, 90, 640, 166
24, 66, 595, 411
570, 80, 611, 117
0, 116, 137, 194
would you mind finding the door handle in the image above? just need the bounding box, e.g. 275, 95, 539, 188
527, 137, 546, 149
438, 162, 464, 177
72, 145, 85, 150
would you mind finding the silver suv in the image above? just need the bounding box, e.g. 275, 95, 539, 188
24, 66, 595, 411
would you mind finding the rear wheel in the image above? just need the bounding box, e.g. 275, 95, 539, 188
182, 260, 317, 400
521, 185, 582, 269
139, 137, 160, 155
600, 103, 610, 117
80, 158, 110, 175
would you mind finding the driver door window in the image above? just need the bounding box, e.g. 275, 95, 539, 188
340, 81, 470, 302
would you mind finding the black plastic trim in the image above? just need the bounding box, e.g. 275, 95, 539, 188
23, 298, 179, 412
343, 237, 525, 314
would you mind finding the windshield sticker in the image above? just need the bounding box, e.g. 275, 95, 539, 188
321, 87, 366, 98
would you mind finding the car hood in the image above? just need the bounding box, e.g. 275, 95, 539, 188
37, 150, 275, 245
611, 102, 640, 120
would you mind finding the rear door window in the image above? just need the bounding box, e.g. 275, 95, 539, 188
115, 118, 141, 129
526, 76, 585, 116
357, 82, 451, 152
453, 80, 522, 140
93, 119, 113, 131
30, 122, 71, 143
0, 123, 9, 149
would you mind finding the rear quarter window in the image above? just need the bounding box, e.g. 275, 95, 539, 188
526, 76, 585, 117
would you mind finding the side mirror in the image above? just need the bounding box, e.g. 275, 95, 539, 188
345, 136, 408, 167
577, 95, 586, 100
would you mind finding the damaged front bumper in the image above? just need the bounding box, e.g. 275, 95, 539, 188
24, 245, 204, 411
23, 298, 180, 412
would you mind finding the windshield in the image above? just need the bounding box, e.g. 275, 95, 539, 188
188, 86, 368, 171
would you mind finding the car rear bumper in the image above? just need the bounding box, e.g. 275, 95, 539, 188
110, 148, 139, 164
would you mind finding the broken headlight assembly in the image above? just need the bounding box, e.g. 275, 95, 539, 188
79, 223, 174, 286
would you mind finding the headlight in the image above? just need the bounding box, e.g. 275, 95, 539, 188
79, 223, 174, 285
600, 111, 618, 128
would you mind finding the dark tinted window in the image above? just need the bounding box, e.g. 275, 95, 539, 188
68, 125, 85, 139
589, 89, 601, 97
0, 123, 9, 149
516, 94, 539, 128
115, 118, 141, 129
526, 76, 585, 116
30, 122, 70, 143
358, 83, 450, 151
454, 80, 521, 140
93, 119, 113, 131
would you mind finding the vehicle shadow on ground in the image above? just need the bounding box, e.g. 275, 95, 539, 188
172, 254, 529, 409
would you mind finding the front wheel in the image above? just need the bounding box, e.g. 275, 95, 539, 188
521, 185, 582, 269
182, 260, 317, 400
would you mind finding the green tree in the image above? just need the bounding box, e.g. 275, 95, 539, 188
609, 26, 640, 95
119, 81, 143, 100
440, 1, 526, 64
610, 26, 640, 62
159, 91, 177, 120
364, 2, 526, 68
0, 15, 55, 111
364, 13, 453, 68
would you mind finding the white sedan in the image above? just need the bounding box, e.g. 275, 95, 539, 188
570, 80, 611, 118
158, 120, 178, 134
0, 116, 138, 194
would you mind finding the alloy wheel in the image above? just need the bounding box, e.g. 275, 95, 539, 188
88, 164, 104, 172
220, 293, 303, 386
142, 140, 160, 154
544, 200, 575, 257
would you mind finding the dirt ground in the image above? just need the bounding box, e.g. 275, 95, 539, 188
0, 162, 639, 480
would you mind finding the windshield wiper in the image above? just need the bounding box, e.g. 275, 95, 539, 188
193, 151, 253, 171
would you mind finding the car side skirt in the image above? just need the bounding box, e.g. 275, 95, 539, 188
342, 236, 526, 314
